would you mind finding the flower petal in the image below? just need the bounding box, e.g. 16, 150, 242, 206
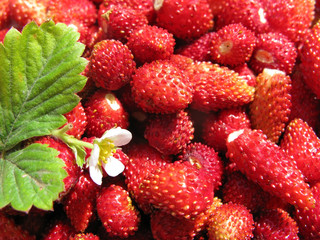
102, 156, 125, 177
101, 127, 132, 146
89, 164, 103, 185
89, 144, 100, 167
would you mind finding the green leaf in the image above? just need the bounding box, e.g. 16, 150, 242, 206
0, 143, 67, 212
0, 21, 88, 152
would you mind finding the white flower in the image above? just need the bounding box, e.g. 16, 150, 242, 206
88, 127, 132, 185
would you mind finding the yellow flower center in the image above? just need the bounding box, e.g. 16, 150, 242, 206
95, 138, 116, 164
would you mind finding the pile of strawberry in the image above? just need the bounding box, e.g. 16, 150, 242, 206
1, 0, 320, 239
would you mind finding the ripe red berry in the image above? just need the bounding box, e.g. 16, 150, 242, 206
84, 89, 129, 138
249, 32, 297, 75
226, 128, 315, 210
131, 60, 193, 114
88, 39, 136, 91
154, 0, 214, 40
210, 23, 257, 67
207, 203, 254, 240
96, 183, 141, 238
126, 25, 175, 64
144, 110, 194, 155
249, 69, 292, 143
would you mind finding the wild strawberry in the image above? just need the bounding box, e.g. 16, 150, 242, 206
98, 4, 148, 43
213, 0, 270, 34
63, 172, 100, 232
47, 0, 97, 27
226, 128, 315, 209
123, 142, 172, 213
126, 25, 175, 64
210, 23, 257, 67
70, 233, 100, 240
249, 32, 297, 75
144, 110, 194, 155
294, 182, 320, 239
299, 20, 320, 98
249, 69, 292, 143
0, 0, 10, 28
42, 219, 76, 240
289, 67, 320, 131
178, 142, 224, 191
168, 54, 194, 71
175, 32, 216, 62
280, 118, 320, 185
131, 59, 193, 114
84, 89, 129, 138
0, 212, 36, 240
154, 0, 214, 40
261, 0, 315, 42
139, 160, 214, 219
60, 102, 87, 139
232, 63, 257, 87
254, 208, 299, 240
88, 39, 136, 91
96, 183, 141, 238
202, 107, 251, 153
222, 172, 267, 214
32, 136, 80, 199
151, 198, 222, 240
207, 203, 254, 240
188, 62, 255, 112
101, 0, 156, 23
78, 25, 106, 57
10, 0, 48, 28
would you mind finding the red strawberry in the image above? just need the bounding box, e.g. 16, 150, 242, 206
168, 54, 194, 71
222, 172, 267, 214
42, 219, 76, 240
188, 62, 255, 112
47, 0, 97, 27
101, 0, 156, 23
32, 136, 81, 199
254, 208, 299, 240
178, 142, 224, 191
126, 25, 175, 64
261, 0, 315, 42
10, 0, 48, 28
0, 0, 10, 28
123, 142, 172, 214
150, 199, 222, 240
210, 23, 257, 67
144, 110, 194, 155
232, 63, 257, 87
88, 39, 136, 91
131, 59, 194, 114
226, 128, 315, 209
213, 0, 270, 34
63, 172, 100, 232
175, 31, 216, 62
249, 68, 292, 143
69, 233, 100, 240
61, 102, 87, 139
202, 107, 251, 153
84, 89, 129, 138
249, 32, 297, 75
98, 4, 148, 43
96, 183, 141, 238
280, 118, 320, 185
207, 203, 254, 240
300, 20, 320, 98
139, 160, 214, 219
288, 67, 320, 131
294, 182, 320, 239
0, 212, 36, 240
154, 0, 214, 40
